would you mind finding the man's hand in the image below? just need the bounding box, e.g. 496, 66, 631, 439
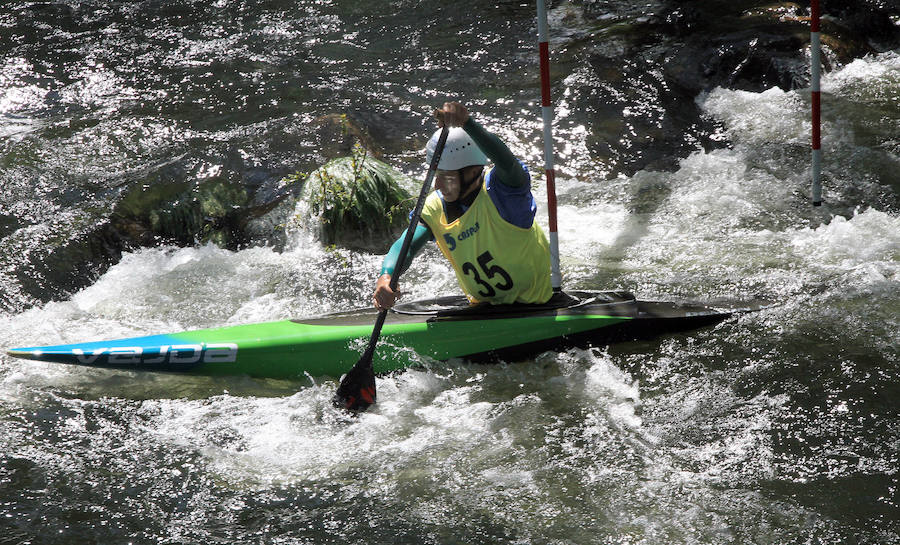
435, 101, 469, 128
373, 273, 400, 310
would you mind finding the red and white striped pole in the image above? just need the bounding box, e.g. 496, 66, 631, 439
537, 0, 562, 291
811, 0, 823, 206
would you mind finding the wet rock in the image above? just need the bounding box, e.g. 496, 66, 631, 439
0, 212, 125, 313
567, 53, 721, 176
296, 148, 416, 252
581, 0, 899, 93
0, 147, 300, 312
665, 2, 885, 91
566, 0, 900, 178
314, 114, 381, 162
820, 0, 900, 53
313, 110, 422, 163
109, 150, 296, 251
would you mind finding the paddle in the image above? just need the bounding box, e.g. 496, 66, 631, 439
333, 121, 450, 412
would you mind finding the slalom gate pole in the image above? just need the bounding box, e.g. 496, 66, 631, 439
536, 0, 562, 291
811, 0, 823, 206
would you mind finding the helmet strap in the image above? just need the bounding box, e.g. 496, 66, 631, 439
443, 167, 485, 222
458, 166, 484, 194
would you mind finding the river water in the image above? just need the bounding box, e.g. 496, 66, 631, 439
1, 1, 898, 544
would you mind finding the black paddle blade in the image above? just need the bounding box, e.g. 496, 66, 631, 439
333, 353, 376, 412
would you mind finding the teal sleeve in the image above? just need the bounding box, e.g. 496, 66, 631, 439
379, 223, 433, 276
463, 117, 529, 188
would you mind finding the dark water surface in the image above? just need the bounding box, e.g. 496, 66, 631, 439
1, 1, 899, 544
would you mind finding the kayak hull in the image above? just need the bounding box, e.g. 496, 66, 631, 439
6, 291, 736, 379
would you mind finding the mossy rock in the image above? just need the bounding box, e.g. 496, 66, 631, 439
146, 178, 249, 247
109, 153, 295, 249
298, 150, 416, 251
114, 173, 249, 248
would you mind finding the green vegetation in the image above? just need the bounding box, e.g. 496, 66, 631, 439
293, 143, 415, 250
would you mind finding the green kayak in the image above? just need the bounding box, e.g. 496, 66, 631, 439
6, 291, 739, 379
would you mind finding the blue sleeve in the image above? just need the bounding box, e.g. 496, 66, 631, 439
486, 161, 537, 229
379, 223, 434, 276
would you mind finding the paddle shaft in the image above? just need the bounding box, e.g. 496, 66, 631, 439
358, 126, 450, 367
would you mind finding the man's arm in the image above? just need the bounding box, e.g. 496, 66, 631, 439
462, 117, 529, 188
373, 223, 433, 309
438, 102, 528, 188
379, 223, 433, 276
455, 112, 536, 229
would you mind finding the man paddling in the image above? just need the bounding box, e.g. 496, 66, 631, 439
373, 102, 553, 309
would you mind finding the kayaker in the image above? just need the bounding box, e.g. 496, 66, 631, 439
373, 101, 553, 309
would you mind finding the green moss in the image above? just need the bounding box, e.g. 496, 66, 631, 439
199, 180, 247, 218
116, 174, 250, 247
296, 144, 415, 249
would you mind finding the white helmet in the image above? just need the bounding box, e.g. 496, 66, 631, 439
426, 127, 488, 170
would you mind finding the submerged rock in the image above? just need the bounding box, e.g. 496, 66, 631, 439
313, 114, 382, 161
110, 150, 296, 251
0, 212, 124, 313
0, 113, 412, 312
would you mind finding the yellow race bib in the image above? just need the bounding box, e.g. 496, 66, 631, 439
420, 178, 552, 305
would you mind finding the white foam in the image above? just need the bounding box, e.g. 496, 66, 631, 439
538, 201, 629, 270
821, 51, 900, 96
556, 348, 648, 436
69, 243, 296, 326
132, 368, 507, 488
790, 209, 900, 271
650, 149, 792, 225
701, 86, 807, 146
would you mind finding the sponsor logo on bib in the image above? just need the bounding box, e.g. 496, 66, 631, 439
443, 222, 480, 252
